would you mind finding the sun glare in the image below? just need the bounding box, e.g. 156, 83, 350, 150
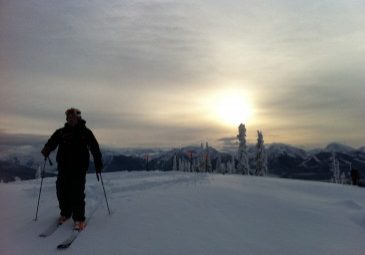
211, 89, 253, 127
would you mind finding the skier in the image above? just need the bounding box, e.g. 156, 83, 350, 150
41, 108, 103, 231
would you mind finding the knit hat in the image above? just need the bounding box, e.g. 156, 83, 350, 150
65, 108, 81, 118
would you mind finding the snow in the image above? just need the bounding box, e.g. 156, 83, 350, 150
1, 171, 365, 255
358, 146, 365, 153
267, 143, 307, 159
299, 155, 321, 167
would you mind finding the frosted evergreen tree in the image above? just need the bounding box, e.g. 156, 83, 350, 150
192, 158, 198, 172
205, 142, 212, 172
230, 154, 236, 174
237, 124, 250, 175
198, 142, 205, 172
172, 155, 177, 171
179, 158, 183, 172
188, 151, 193, 172
215, 154, 222, 173
184, 160, 189, 172
330, 152, 340, 183
181, 160, 185, 172
181, 159, 185, 172
340, 172, 347, 184
226, 162, 231, 174
255, 130, 268, 176
222, 163, 227, 174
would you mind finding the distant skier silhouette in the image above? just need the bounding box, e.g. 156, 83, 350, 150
41, 108, 103, 231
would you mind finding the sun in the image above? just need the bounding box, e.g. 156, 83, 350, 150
213, 89, 253, 127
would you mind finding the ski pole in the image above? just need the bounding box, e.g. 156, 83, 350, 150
98, 172, 111, 215
34, 157, 48, 221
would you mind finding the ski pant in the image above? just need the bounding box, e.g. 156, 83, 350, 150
56, 167, 86, 222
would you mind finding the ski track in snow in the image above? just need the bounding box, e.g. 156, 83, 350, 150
1, 171, 365, 255
108, 171, 209, 196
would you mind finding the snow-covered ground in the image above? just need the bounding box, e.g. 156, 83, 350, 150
1, 171, 364, 255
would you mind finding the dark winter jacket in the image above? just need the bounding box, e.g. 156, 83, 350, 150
44, 119, 103, 171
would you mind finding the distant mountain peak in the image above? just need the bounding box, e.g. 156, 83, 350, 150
325, 143, 355, 153
267, 143, 307, 159
358, 146, 365, 153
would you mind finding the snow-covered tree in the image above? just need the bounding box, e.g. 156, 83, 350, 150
198, 142, 205, 172
178, 158, 183, 172
221, 163, 227, 174
145, 154, 150, 171
342, 160, 352, 184
330, 152, 341, 183
172, 155, 177, 171
187, 152, 193, 172
183, 160, 188, 172
205, 142, 212, 172
192, 158, 198, 172
223, 162, 227, 173
229, 154, 236, 174
237, 124, 250, 175
255, 130, 268, 176
340, 172, 347, 184
215, 154, 222, 173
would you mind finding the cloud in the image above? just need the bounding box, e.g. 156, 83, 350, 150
1, 0, 365, 147
217, 137, 238, 152
0, 131, 47, 146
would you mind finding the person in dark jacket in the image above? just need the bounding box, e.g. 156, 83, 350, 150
41, 108, 103, 231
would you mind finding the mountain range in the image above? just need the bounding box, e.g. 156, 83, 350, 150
1, 142, 364, 183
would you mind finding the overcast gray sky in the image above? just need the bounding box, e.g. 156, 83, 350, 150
1, 0, 364, 149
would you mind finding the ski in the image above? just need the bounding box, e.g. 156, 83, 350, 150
57, 230, 80, 249
56, 203, 101, 250
39, 220, 61, 237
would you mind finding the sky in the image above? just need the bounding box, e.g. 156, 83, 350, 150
1, 0, 365, 149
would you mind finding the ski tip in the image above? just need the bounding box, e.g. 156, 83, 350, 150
57, 243, 71, 250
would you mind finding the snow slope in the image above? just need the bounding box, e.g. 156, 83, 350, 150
1, 171, 364, 255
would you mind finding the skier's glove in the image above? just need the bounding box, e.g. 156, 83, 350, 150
41, 146, 51, 158
95, 165, 102, 181
95, 165, 102, 174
